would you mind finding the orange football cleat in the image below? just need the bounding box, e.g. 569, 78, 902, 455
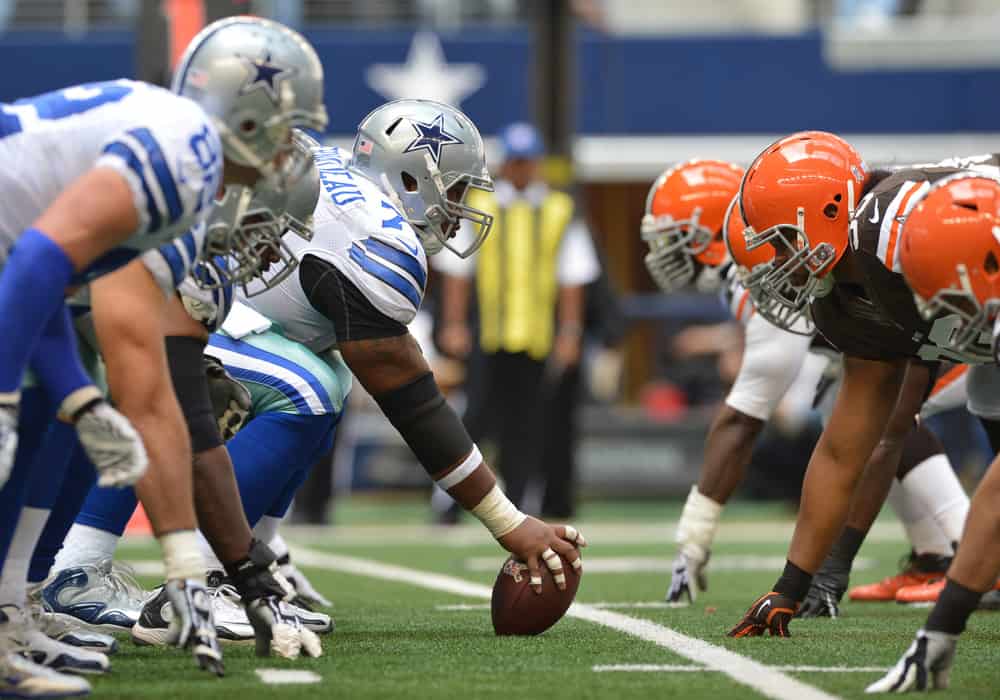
895, 577, 945, 604
896, 576, 1000, 604
849, 551, 950, 602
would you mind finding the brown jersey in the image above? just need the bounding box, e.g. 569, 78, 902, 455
810, 157, 1000, 363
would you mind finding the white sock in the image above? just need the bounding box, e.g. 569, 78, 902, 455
886, 482, 952, 557
900, 454, 969, 549
0, 508, 50, 606
253, 516, 281, 551
675, 486, 723, 563
194, 530, 224, 573
52, 524, 120, 573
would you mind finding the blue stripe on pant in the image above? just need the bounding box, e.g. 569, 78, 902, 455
228, 411, 339, 525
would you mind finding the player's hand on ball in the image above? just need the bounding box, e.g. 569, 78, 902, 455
497, 517, 586, 594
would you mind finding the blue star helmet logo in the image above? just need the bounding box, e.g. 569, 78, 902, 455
403, 113, 463, 165
239, 53, 296, 104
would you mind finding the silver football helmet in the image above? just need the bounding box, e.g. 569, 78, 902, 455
172, 16, 327, 189
351, 99, 494, 257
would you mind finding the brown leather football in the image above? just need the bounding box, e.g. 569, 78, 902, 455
491, 555, 581, 635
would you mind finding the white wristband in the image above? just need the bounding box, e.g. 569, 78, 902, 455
57, 385, 103, 422
435, 446, 482, 491
160, 530, 206, 581
471, 485, 527, 539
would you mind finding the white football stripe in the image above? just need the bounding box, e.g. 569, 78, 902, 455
462, 555, 875, 574
208, 345, 329, 415
255, 669, 322, 684
593, 664, 887, 673
288, 546, 839, 700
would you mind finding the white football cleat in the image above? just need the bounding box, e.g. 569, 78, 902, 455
278, 558, 333, 609
0, 651, 91, 698
40, 562, 146, 632
29, 606, 118, 655
1, 605, 109, 676
131, 582, 254, 645
866, 629, 958, 693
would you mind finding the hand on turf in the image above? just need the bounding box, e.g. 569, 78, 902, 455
797, 553, 850, 619
75, 401, 148, 488
727, 591, 798, 638
245, 596, 323, 660
865, 629, 957, 693
163, 579, 224, 677
666, 551, 709, 604
498, 518, 586, 594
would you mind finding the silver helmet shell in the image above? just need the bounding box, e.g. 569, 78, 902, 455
172, 16, 327, 186
351, 99, 493, 258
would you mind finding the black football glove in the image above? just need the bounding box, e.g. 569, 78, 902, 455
728, 592, 799, 638
204, 355, 251, 441
225, 540, 322, 659
797, 553, 850, 619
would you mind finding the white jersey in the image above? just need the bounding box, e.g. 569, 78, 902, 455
246, 146, 428, 352
0, 79, 222, 279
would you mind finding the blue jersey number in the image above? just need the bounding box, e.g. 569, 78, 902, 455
0, 82, 133, 137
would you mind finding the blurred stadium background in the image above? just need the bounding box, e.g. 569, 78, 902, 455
7, 0, 998, 515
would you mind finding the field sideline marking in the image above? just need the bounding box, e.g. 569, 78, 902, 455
437, 601, 690, 611
289, 545, 841, 700
593, 664, 887, 673
461, 555, 874, 575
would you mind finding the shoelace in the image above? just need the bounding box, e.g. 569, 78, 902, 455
99, 560, 147, 607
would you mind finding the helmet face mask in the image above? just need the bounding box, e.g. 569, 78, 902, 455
723, 196, 815, 335
193, 132, 321, 295
352, 99, 495, 258
641, 207, 718, 292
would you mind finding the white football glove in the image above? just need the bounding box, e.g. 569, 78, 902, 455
245, 596, 322, 660
866, 629, 958, 693
163, 579, 224, 677
0, 401, 18, 490
75, 401, 148, 487
280, 559, 333, 609
666, 550, 709, 604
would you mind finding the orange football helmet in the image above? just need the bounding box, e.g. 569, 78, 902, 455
900, 173, 1000, 355
739, 131, 868, 318
723, 195, 812, 334
641, 159, 743, 292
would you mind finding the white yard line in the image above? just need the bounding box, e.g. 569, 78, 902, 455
288, 545, 841, 700
436, 601, 691, 611
255, 669, 322, 684
461, 555, 874, 574
593, 664, 887, 673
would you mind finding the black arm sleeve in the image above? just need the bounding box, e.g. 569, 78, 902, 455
299, 254, 407, 342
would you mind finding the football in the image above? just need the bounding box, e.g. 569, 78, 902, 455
491, 555, 581, 635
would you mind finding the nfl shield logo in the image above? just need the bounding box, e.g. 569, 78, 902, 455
358, 139, 373, 155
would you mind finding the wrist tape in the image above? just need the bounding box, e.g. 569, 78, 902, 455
471, 485, 526, 539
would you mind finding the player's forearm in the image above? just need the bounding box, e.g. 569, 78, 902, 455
787, 358, 905, 573
192, 445, 254, 565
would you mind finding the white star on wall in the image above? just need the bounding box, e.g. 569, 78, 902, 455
366, 32, 486, 107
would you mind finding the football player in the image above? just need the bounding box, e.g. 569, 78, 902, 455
867, 173, 1000, 693
0, 15, 327, 690
649, 163, 970, 611
726, 133, 1000, 637
245, 99, 587, 588
31, 142, 330, 662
